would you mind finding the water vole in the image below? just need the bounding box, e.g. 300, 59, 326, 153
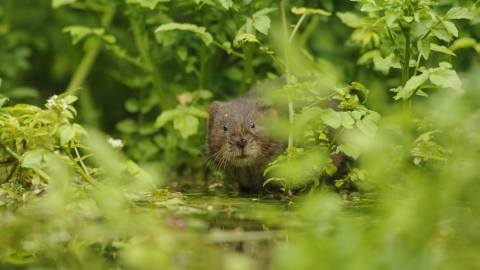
206, 94, 284, 193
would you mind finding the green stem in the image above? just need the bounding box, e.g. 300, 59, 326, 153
65, 7, 115, 94
328, 126, 345, 153
289, 12, 307, 43
242, 43, 257, 85
299, 16, 319, 49
212, 40, 245, 59
65, 144, 101, 188
0, 143, 51, 183
280, 0, 293, 196
402, 23, 412, 159
129, 11, 172, 110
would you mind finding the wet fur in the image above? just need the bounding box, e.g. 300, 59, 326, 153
206, 96, 284, 193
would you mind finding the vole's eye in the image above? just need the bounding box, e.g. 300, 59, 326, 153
223, 125, 229, 132
249, 122, 255, 129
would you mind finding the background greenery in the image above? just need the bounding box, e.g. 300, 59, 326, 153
1, 0, 480, 268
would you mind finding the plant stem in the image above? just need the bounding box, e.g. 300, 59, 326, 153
402, 24, 412, 159
129, 11, 172, 110
212, 40, 245, 59
328, 126, 345, 153
289, 12, 307, 43
65, 7, 115, 94
280, 0, 293, 196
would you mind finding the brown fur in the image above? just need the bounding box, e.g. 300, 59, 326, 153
206, 96, 284, 193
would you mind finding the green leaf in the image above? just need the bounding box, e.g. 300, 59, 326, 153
429, 66, 463, 91
402, 72, 430, 100
253, 15, 271, 35
295, 107, 323, 129
291, 7, 331, 16
336, 12, 361, 28
336, 143, 361, 160
218, 0, 233, 10
417, 39, 430, 59
154, 23, 213, 46
58, 124, 76, 145
52, 0, 76, 8
339, 112, 354, 129
361, 3, 381, 12
252, 8, 277, 19
430, 43, 456, 56
233, 33, 258, 47
321, 109, 341, 129
444, 7, 474, 20
155, 109, 181, 128
380, 40, 396, 58
356, 118, 378, 138
116, 119, 137, 134
21, 151, 44, 168
63, 26, 101, 45
431, 24, 451, 42
449, 37, 477, 51
174, 114, 199, 139
442, 20, 458, 37
385, 10, 397, 27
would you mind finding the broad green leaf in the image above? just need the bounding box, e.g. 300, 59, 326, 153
59, 124, 76, 145
63, 95, 78, 104
336, 143, 361, 160
444, 7, 474, 20
155, 109, 182, 128
336, 12, 362, 28
21, 151, 44, 168
364, 111, 381, 123
52, 0, 76, 8
218, 0, 233, 10
183, 106, 208, 118
356, 118, 378, 138
252, 8, 277, 19
429, 67, 463, 91
117, 119, 137, 134
431, 24, 451, 42
430, 43, 456, 56
417, 39, 430, 59
294, 107, 323, 129
339, 112, 354, 129
449, 37, 477, 51
402, 72, 430, 100
385, 10, 397, 27
361, 3, 381, 12
291, 7, 331, 16
174, 114, 199, 139
254, 15, 271, 35
442, 20, 458, 37
321, 109, 341, 129
154, 23, 213, 46
380, 40, 396, 58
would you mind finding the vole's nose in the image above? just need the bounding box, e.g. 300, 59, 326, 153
236, 138, 247, 149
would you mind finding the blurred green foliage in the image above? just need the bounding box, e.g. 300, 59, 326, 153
0, 0, 480, 268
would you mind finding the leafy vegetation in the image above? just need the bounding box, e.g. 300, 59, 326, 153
1, 0, 480, 268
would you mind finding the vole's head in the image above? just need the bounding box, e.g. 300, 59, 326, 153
206, 97, 280, 168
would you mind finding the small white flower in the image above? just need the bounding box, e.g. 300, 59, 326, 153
108, 137, 124, 148
45, 110, 50, 114
61, 99, 68, 110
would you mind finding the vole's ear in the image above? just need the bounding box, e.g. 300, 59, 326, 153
209, 101, 223, 113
